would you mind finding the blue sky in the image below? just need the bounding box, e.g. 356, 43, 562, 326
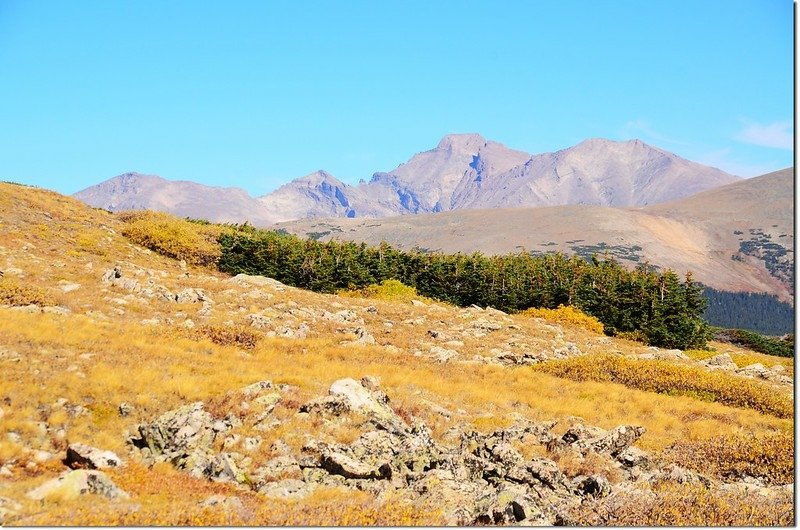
0, 0, 793, 196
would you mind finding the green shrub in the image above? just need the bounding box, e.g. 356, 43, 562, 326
714, 328, 794, 358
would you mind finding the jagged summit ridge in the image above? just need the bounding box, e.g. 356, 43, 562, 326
73, 135, 740, 224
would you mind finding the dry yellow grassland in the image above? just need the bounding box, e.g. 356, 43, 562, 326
0, 183, 793, 525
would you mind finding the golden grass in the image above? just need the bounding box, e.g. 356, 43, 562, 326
521, 304, 605, 334
532, 353, 792, 418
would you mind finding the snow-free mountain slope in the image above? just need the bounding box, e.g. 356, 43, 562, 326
279, 168, 793, 303
256, 170, 357, 223
73, 172, 277, 225
73, 135, 741, 223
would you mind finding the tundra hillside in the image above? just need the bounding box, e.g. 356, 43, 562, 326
0, 182, 793, 526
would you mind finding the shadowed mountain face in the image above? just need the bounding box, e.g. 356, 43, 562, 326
73, 134, 740, 224
279, 169, 794, 304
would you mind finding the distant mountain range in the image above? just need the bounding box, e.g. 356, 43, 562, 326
74, 134, 740, 224
280, 169, 794, 304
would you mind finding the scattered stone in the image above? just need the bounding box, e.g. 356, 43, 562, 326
259, 479, 314, 499
59, 282, 81, 293
247, 314, 272, 329
26, 470, 129, 500
702, 353, 738, 371
240, 380, 274, 397
208, 452, 250, 484
320, 451, 391, 480
0, 497, 22, 524
737, 363, 770, 379
175, 288, 211, 304
471, 319, 502, 332
253, 455, 303, 483
349, 327, 376, 345
639, 348, 688, 361
429, 346, 458, 363
65, 443, 123, 470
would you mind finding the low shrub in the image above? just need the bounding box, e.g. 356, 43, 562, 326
521, 304, 605, 334
0, 278, 56, 306
196, 324, 261, 350
338, 279, 429, 303
118, 210, 222, 266
662, 432, 793, 485
615, 329, 649, 343
532, 354, 792, 418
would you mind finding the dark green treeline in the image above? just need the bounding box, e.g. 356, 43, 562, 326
217, 225, 711, 350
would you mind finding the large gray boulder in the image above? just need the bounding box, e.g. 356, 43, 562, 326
131, 402, 221, 476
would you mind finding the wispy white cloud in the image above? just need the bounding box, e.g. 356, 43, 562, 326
694, 148, 783, 178
620, 119, 690, 146
734, 120, 793, 150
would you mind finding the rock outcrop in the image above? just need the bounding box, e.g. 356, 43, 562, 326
124, 377, 661, 525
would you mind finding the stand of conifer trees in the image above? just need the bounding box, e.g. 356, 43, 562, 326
217, 225, 711, 350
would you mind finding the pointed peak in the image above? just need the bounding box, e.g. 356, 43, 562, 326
113, 171, 158, 180
293, 169, 346, 187
436, 133, 488, 152
300, 169, 337, 181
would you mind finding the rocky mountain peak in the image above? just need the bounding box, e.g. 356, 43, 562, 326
293, 170, 342, 186
74, 134, 741, 225
436, 133, 488, 153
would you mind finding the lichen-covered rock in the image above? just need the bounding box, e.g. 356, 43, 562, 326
572, 425, 646, 457
320, 451, 392, 480
702, 353, 738, 371
208, 452, 251, 484
65, 443, 123, 470
174, 288, 210, 304
258, 479, 314, 499
130, 401, 220, 476
252, 456, 303, 484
